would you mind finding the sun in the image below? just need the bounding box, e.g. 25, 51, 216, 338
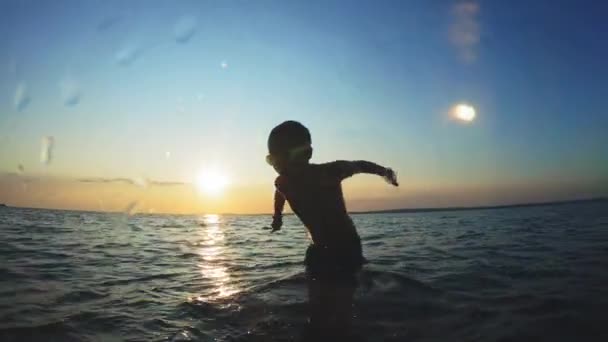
196, 166, 230, 196
451, 103, 476, 122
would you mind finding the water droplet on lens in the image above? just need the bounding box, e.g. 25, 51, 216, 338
40, 136, 55, 165
220, 61, 228, 69
59, 77, 82, 107
14, 82, 30, 111
97, 16, 121, 31
8, 59, 17, 74
174, 15, 197, 43
115, 45, 141, 66
132, 177, 148, 189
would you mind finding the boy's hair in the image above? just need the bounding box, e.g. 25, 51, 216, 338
268, 120, 312, 162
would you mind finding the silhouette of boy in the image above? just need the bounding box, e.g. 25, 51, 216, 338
265, 121, 398, 338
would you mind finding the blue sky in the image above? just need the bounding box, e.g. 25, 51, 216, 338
0, 0, 606, 212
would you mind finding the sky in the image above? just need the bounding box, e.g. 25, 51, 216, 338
0, 0, 607, 214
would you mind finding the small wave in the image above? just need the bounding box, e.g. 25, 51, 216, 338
0, 267, 26, 279
169, 326, 210, 342
359, 269, 440, 296
178, 252, 200, 259
100, 273, 180, 286
154, 223, 193, 229
56, 289, 108, 304
91, 241, 133, 249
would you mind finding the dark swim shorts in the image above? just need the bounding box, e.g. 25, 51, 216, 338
304, 241, 364, 284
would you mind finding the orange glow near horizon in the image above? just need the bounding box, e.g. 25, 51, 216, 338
1, 172, 604, 215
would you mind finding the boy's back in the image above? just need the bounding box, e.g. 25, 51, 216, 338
275, 161, 360, 249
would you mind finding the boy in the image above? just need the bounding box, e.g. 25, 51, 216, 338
265, 121, 398, 338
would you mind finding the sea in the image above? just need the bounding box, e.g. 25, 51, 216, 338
1, 200, 607, 342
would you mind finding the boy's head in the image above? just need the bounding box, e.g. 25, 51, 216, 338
267, 120, 312, 172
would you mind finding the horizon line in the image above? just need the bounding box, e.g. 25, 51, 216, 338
1, 197, 606, 217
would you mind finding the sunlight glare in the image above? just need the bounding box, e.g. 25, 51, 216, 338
196, 167, 230, 196
451, 103, 476, 122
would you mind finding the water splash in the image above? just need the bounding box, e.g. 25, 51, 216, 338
174, 15, 197, 43
124, 201, 138, 215
40, 136, 55, 165
59, 77, 82, 107
14, 82, 30, 111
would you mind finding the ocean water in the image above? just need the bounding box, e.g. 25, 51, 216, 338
1, 201, 607, 341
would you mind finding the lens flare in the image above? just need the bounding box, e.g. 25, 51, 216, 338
451, 103, 476, 122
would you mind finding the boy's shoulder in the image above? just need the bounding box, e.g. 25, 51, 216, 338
274, 174, 288, 187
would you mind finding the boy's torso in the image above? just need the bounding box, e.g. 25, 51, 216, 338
275, 163, 360, 248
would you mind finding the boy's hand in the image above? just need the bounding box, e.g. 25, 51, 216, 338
384, 168, 399, 186
271, 216, 282, 233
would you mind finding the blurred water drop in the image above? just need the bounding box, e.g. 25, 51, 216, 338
17, 164, 24, 174
133, 177, 148, 189
40, 136, 55, 165
8, 59, 17, 74
115, 45, 141, 66
59, 77, 82, 106
165, 151, 171, 159
124, 201, 138, 216
174, 15, 197, 43
97, 16, 121, 31
14, 82, 30, 111
221, 61, 228, 69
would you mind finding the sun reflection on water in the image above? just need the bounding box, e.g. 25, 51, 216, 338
191, 214, 238, 301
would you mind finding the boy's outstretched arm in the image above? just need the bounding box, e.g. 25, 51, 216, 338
271, 189, 285, 232
332, 160, 399, 186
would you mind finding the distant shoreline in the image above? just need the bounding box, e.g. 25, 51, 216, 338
1, 197, 606, 216
350, 197, 607, 215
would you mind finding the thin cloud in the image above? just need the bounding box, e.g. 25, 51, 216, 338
148, 180, 186, 187
79, 177, 133, 184
78, 177, 186, 187
449, 1, 480, 63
